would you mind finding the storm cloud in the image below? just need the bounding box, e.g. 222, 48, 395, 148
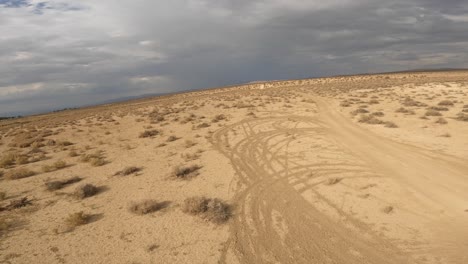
1, 0, 468, 116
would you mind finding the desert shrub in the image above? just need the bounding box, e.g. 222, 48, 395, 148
45, 176, 82, 191
368, 99, 379, 104
212, 114, 226, 123
182, 196, 231, 224
166, 135, 179, 142
181, 153, 201, 162
456, 113, 468, 122
0, 192, 6, 200
80, 151, 106, 167
184, 140, 196, 148
402, 97, 426, 107
438, 100, 453, 106
358, 115, 384, 124
340, 101, 351, 107
0, 153, 30, 168
428, 106, 449, 111
326, 177, 341, 185
425, 110, 442, 116
65, 211, 90, 227
395, 107, 415, 114
197, 122, 210, 129
435, 118, 447, 124
129, 200, 163, 215
73, 184, 99, 199
114, 166, 141, 176
172, 165, 201, 179
4, 168, 35, 180
384, 121, 398, 128
42, 160, 67, 173
68, 150, 79, 157
350, 108, 368, 115
382, 206, 394, 214
139, 129, 160, 138
371, 111, 385, 117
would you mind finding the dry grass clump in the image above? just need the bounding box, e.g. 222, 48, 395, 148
428, 106, 449, 111
197, 122, 210, 129
340, 101, 351, 107
129, 200, 164, 215
4, 168, 35, 180
212, 114, 226, 123
350, 108, 369, 115
0, 192, 6, 201
358, 115, 384, 124
395, 107, 415, 114
65, 211, 90, 227
184, 139, 197, 148
456, 113, 468, 122
0, 153, 30, 168
382, 206, 394, 214
368, 99, 379, 104
139, 129, 160, 138
80, 151, 106, 166
1, 197, 32, 211
438, 100, 453, 106
172, 165, 201, 179
326, 177, 342, 185
114, 166, 141, 176
384, 121, 398, 128
68, 150, 79, 157
42, 160, 67, 173
182, 196, 232, 224
402, 97, 426, 107
166, 135, 179, 142
435, 117, 448, 124
46, 176, 82, 191
371, 111, 384, 117
425, 110, 442, 116
73, 184, 99, 199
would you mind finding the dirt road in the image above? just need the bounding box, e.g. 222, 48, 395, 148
211, 96, 468, 264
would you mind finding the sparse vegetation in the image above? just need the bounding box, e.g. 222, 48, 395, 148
129, 200, 164, 215
384, 121, 398, 128
182, 196, 232, 224
438, 100, 453, 106
358, 115, 384, 124
45, 177, 82, 191
114, 166, 141, 176
435, 117, 448, 124
73, 184, 99, 199
4, 168, 35, 180
80, 151, 106, 166
425, 110, 442, 116
172, 164, 201, 179
65, 211, 90, 227
42, 160, 67, 173
139, 129, 160, 138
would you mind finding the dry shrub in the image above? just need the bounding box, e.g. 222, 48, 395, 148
172, 165, 201, 179
65, 211, 90, 227
402, 97, 426, 107
45, 176, 82, 191
68, 150, 79, 157
425, 110, 442, 116
395, 107, 415, 114
139, 129, 160, 138
438, 100, 453, 106
114, 166, 141, 176
0, 153, 30, 168
384, 121, 398, 128
184, 140, 196, 148
80, 151, 106, 167
42, 160, 67, 173
166, 135, 179, 142
340, 101, 351, 107
129, 200, 163, 215
456, 113, 468, 122
435, 117, 447, 124
74, 184, 99, 199
358, 115, 384, 124
197, 122, 210, 129
4, 168, 35, 180
382, 206, 394, 214
371, 111, 385, 117
212, 114, 226, 123
182, 196, 232, 224
0, 192, 6, 201
350, 108, 369, 115
368, 99, 379, 104
326, 177, 341, 185
428, 106, 449, 111
1, 197, 32, 211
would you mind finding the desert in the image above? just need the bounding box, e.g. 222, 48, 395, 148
1, 70, 468, 263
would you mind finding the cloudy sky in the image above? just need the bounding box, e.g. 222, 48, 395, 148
1, 0, 468, 116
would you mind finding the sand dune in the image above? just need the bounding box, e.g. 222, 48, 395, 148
1, 71, 468, 263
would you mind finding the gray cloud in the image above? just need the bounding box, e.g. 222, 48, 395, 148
1, 0, 468, 116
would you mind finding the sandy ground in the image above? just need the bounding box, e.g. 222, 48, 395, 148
1, 71, 468, 264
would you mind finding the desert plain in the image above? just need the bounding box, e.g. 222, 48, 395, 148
1, 70, 468, 264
